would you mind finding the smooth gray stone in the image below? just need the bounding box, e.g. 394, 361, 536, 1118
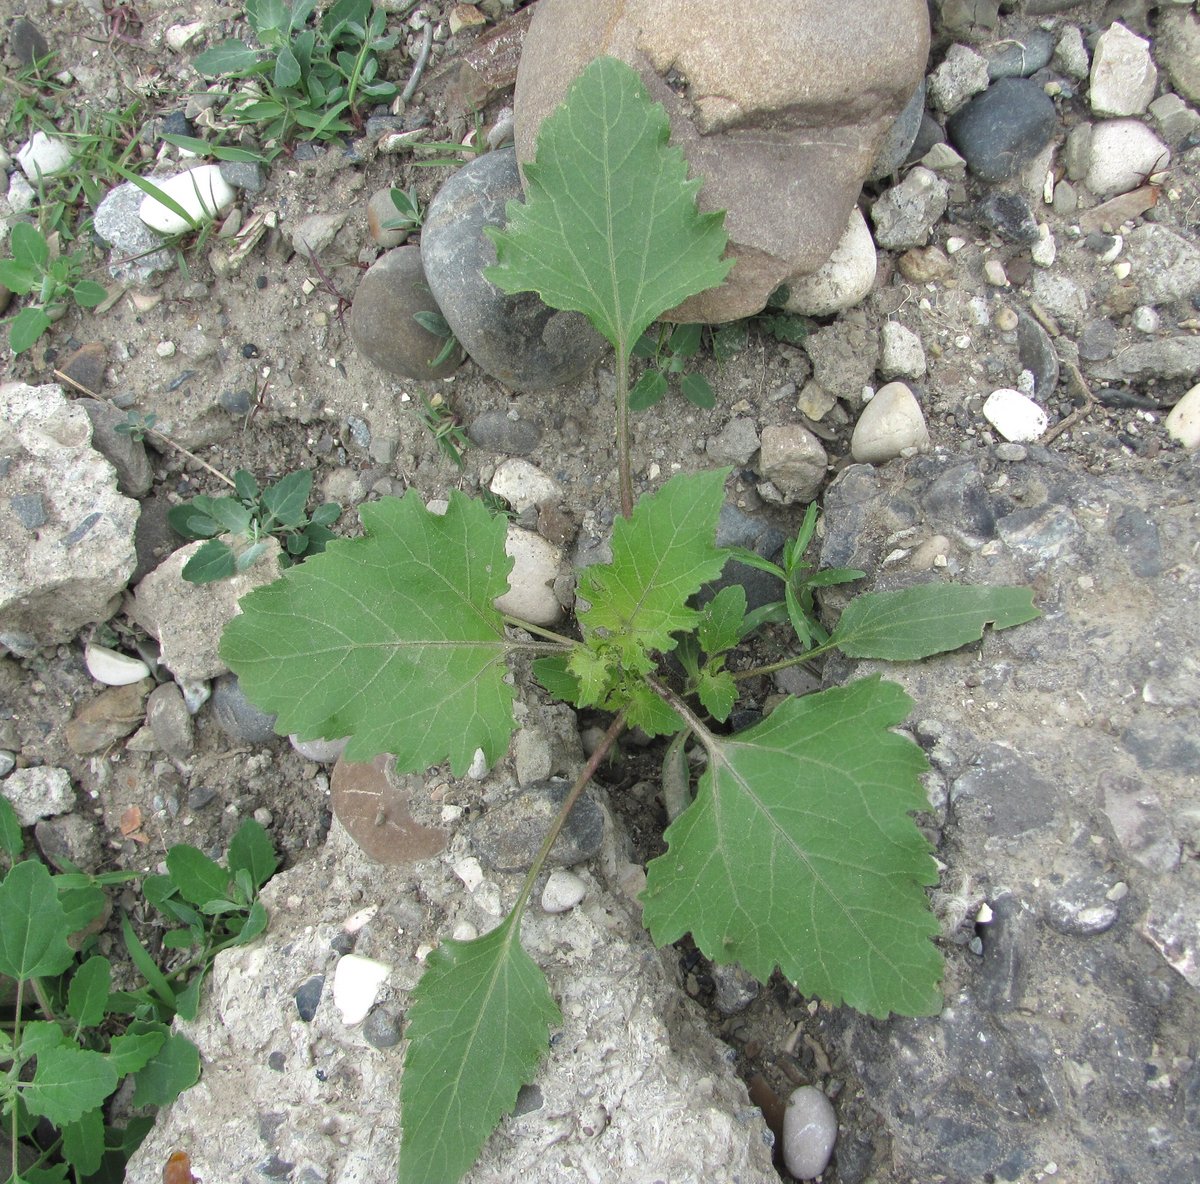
948, 78, 1058, 183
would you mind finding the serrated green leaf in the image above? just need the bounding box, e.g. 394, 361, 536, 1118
0, 861, 75, 980
830, 585, 1040, 661
181, 538, 236, 584
227, 818, 277, 889
23, 1045, 118, 1126
642, 676, 943, 1018
61, 1107, 105, 1176
624, 682, 685, 738
131, 1032, 200, 1108
485, 56, 731, 356
531, 656, 583, 705
19, 1021, 68, 1060
8, 307, 52, 354
575, 470, 729, 666
106, 1027, 166, 1078
0, 795, 23, 858
696, 667, 736, 722
67, 956, 112, 1029
57, 882, 106, 935
166, 844, 231, 907
399, 911, 560, 1184
221, 491, 521, 775
698, 585, 746, 656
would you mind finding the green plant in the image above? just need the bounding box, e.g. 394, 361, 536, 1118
411, 309, 460, 370
384, 186, 424, 234
193, 0, 399, 155
630, 322, 716, 410
168, 468, 339, 584
415, 392, 469, 468
113, 411, 158, 442
0, 224, 107, 355
0, 798, 276, 1182
218, 57, 1041, 1184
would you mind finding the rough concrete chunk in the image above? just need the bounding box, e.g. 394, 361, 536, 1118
0, 383, 139, 652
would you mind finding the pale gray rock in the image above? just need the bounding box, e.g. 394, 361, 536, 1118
1, 766, 74, 826
984, 29, 1053, 80
879, 322, 926, 380
1083, 120, 1170, 197
1148, 92, 1200, 147
851, 382, 930, 462
927, 44, 990, 115
782, 207, 877, 317
145, 683, 195, 759
870, 167, 948, 250
494, 526, 564, 626
124, 812, 779, 1184
1053, 25, 1090, 81
285, 211, 347, 258
1123, 224, 1200, 307
758, 425, 827, 504
706, 416, 761, 466
93, 181, 176, 282
782, 1086, 837, 1180
16, 131, 74, 180
131, 539, 282, 681
804, 319, 880, 405
1156, 7, 1200, 105
514, 0, 930, 322
1089, 337, 1200, 382
490, 460, 561, 515
1089, 22, 1157, 116
0, 383, 139, 653
76, 399, 153, 497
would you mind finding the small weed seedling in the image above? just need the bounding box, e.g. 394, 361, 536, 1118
630, 322, 716, 410
0, 799, 276, 1181
194, 0, 399, 154
0, 224, 107, 355
168, 468, 339, 584
415, 392, 470, 468
220, 58, 1040, 1184
384, 185, 424, 235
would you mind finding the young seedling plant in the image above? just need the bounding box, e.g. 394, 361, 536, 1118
219, 57, 1040, 1184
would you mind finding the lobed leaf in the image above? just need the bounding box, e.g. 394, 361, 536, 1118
220, 491, 521, 775
642, 676, 943, 1018
0, 861, 75, 980
24, 1045, 118, 1127
399, 912, 560, 1184
830, 584, 1040, 661
130, 1031, 200, 1108
60, 1108, 105, 1177
485, 55, 731, 355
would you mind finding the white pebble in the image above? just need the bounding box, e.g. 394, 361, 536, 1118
1084, 120, 1170, 198
84, 642, 151, 686
451, 921, 478, 942
139, 164, 236, 235
489, 459, 561, 514
1131, 306, 1159, 334
1031, 224, 1056, 268
342, 905, 378, 934
155, 341, 176, 358
1164, 383, 1200, 450
879, 322, 926, 380
289, 734, 350, 762
983, 389, 1048, 442
453, 856, 485, 893
492, 526, 564, 627
541, 869, 587, 914
983, 259, 1009, 287
1089, 22, 1157, 117
332, 954, 390, 1025
783, 207, 877, 316
851, 382, 930, 463
16, 131, 75, 180
782, 1086, 837, 1180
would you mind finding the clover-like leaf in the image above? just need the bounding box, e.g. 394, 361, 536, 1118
573, 469, 729, 680
830, 584, 1040, 661
642, 675, 943, 1018
399, 911, 560, 1184
485, 55, 731, 357
220, 491, 521, 775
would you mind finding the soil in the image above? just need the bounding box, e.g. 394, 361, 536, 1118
2, 2, 1199, 1182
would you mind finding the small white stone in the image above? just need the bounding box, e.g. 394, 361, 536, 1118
983, 389, 1049, 442
8, 172, 36, 213
851, 382, 930, 464
178, 678, 211, 713
1112, 261, 1132, 280
782, 1086, 837, 1180
1031, 224, 1056, 268
945, 236, 967, 254
165, 20, 206, 52
1089, 23, 1157, 117
1131, 306, 1160, 334
783, 207, 877, 316
489, 459, 561, 514
451, 921, 478, 942
288, 734, 350, 762
16, 131, 75, 180
84, 642, 151, 686
331, 954, 390, 1025
983, 259, 1009, 287
343, 905, 378, 934
138, 164, 236, 235
493, 526, 564, 626
541, 869, 587, 914
155, 341, 176, 358
1164, 383, 1200, 450
879, 322, 927, 380
2, 766, 74, 826
1098, 234, 1124, 264
466, 747, 489, 780
453, 856, 485, 893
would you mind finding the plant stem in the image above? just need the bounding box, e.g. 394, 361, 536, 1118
509, 712, 626, 922
28, 977, 57, 1024
615, 347, 634, 518
501, 616, 575, 647
734, 639, 838, 682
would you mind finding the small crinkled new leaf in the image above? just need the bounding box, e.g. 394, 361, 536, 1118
220, 492, 518, 776
696, 666, 736, 722
399, 911, 560, 1184
642, 676, 943, 1018
698, 585, 746, 656
0, 861, 75, 980
623, 681, 685, 738
23, 1045, 118, 1127
484, 55, 732, 354
576, 469, 729, 666
830, 584, 1039, 661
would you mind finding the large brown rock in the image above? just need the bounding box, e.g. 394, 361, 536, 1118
514, 0, 929, 322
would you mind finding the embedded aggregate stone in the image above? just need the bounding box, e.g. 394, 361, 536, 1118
878, 322, 926, 380
1016, 311, 1059, 398
1123, 223, 1200, 307
93, 181, 177, 281
870, 167, 948, 250
927, 44, 989, 115
349, 245, 464, 381
65, 681, 151, 754
1089, 22, 1157, 116
850, 382, 930, 462
420, 149, 606, 389
2, 766, 74, 827
466, 409, 543, 455
782, 1086, 837, 1180
757, 424, 827, 504
466, 779, 604, 874
782, 207, 877, 316
947, 77, 1058, 182
1164, 383, 1200, 449
493, 525, 564, 626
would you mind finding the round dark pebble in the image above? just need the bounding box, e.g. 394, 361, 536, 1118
159, 110, 194, 140
466, 409, 544, 456
512, 1084, 544, 1117
294, 974, 325, 1022
985, 29, 1054, 80
219, 389, 254, 415
1078, 319, 1118, 363
241, 343, 260, 358
362, 1006, 404, 1050
256, 275, 268, 290
330, 931, 356, 956
976, 192, 1040, 245
9, 17, 49, 66
947, 78, 1058, 183
187, 785, 219, 810
268, 1050, 287, 1072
